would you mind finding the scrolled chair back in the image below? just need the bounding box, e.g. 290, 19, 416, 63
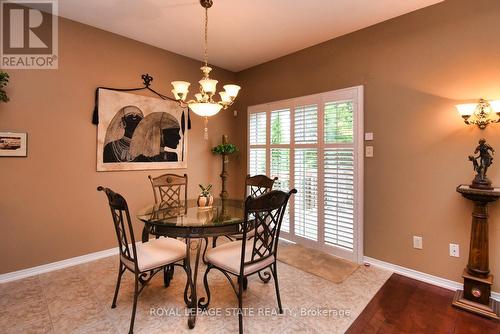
240, 189, 297, 272
148, 173, 188, 212
245, 174, 278, 198
97, 186, 138, 270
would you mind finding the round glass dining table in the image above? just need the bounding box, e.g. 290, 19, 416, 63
137, 202, 244, 329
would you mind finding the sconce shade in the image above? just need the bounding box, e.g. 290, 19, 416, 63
456, 103, 477, 117
490, 100, 500, 113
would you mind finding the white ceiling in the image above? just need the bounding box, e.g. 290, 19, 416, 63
58, 0, 444, 72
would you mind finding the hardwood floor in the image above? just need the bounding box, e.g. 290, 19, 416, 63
346, 273, 499, 334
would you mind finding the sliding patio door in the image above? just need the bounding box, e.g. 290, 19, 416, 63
247, 86, 364, 263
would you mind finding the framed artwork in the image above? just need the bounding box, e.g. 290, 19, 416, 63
96, 90, 188, 171
0, 132, 27, 157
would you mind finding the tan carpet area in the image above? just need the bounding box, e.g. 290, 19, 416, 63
278, 242, 360, 284
0, 253, 390, 333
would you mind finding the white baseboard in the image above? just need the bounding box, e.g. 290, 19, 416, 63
0, 247, 119, 284
2, 247, 499, 304
364, 256, 500, 302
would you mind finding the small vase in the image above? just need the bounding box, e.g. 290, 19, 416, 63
197, 194, 214, 208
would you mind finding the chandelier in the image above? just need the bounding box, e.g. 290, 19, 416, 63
171, 0, 241, 139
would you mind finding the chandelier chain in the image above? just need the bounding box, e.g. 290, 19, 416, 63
204, 6, 208, 68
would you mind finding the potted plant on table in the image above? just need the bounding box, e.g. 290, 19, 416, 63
197, 184, 214, 208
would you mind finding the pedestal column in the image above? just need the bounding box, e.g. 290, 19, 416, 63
453, 184, 500, 319
467, 201, 490, 277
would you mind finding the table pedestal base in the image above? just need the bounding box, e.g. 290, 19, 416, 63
452, 270, 499, 320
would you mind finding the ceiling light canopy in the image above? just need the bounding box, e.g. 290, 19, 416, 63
171, 0, 241, 139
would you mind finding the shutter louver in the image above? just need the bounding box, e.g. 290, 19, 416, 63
294, 149, 318, 241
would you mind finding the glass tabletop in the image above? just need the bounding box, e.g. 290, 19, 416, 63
137, 202, 244, 228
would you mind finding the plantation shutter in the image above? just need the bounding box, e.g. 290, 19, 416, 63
271, 148, 290, 232
323, 101, 355, 250
294, 104, 318, 144
294, 148, 318, 241
324, 101, 353, 143
293, 103, 318, 240
249, 111, 267, 176
324, 148, 354, 249
271, 108, 290, 144
248, 86, 362, 262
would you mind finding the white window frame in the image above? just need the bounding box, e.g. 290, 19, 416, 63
247, 86, 364, 263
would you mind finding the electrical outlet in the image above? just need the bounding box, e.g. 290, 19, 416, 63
413, 236, 423, 249
449, 244, 460, 257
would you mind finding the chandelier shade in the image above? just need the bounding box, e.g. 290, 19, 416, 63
189, 102, 223, 117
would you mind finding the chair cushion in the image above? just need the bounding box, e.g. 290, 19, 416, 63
121, 237, 186, 272
206, 240, 275, 276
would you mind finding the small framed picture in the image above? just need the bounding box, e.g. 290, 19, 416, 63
0, 132, 27, 157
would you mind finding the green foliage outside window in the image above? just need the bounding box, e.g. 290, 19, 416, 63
271, 114, 282, 144
325, 102, 353, 143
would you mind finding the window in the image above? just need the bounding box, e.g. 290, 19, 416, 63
248, 86, 363, 262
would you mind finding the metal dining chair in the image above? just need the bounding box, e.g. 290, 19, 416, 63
147, 173, 189, 283
200, 189, 297, 334
212, 174, 278, 247
98, 186, 188, 334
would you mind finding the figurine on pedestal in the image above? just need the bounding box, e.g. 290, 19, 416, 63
468, 138, 495, 190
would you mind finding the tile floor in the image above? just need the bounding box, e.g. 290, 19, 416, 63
0, 255, 391, 333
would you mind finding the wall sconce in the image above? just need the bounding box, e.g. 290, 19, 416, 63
456, 99, 500, 129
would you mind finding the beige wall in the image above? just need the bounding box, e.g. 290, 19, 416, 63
2, 0, 500, 293
235, 0, 500, 290
0, 17, 241, 273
